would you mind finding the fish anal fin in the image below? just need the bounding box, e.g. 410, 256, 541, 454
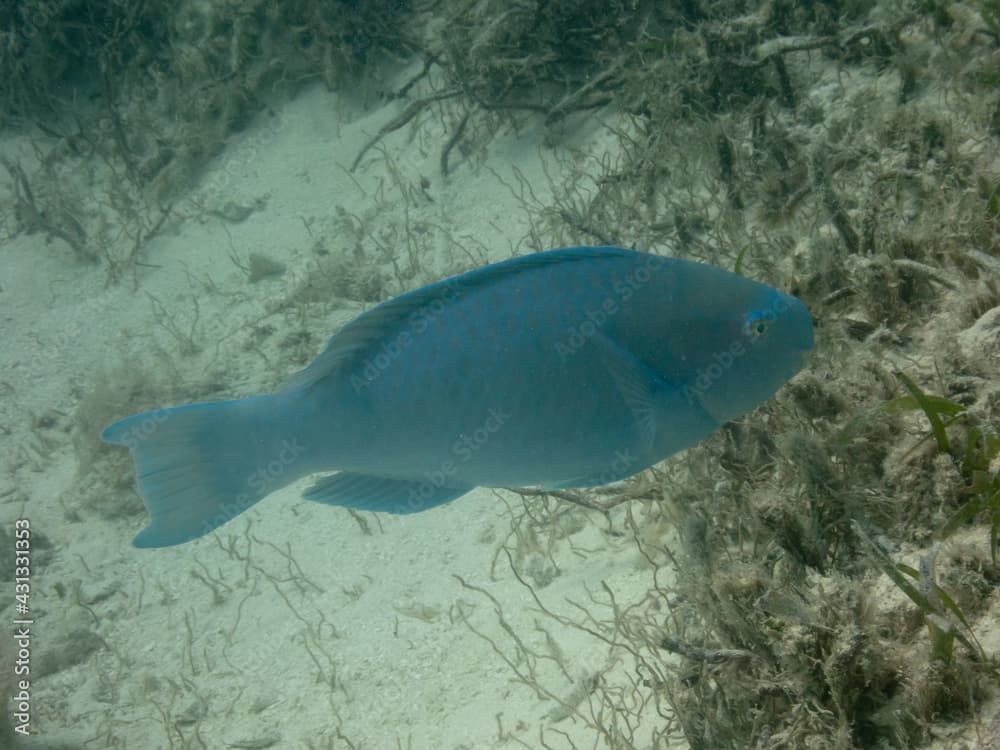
303, 472, 472, 514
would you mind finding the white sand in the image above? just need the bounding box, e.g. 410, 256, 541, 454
4, 28, 1000, 747
1, 69, 684, 748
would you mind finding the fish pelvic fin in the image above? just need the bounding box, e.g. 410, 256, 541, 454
304, 472, 471, 513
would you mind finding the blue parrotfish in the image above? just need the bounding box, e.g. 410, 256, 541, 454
102, 246, 814, 547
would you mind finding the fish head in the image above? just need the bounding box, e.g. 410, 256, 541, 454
664, 274, 814, 425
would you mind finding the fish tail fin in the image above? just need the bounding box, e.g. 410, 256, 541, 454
102, 396, 306, 548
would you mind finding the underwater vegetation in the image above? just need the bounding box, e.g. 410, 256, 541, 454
426, 1, 1000, 747
889, 374, 1000, 566
3, 0, 1000, 747
0, 0, 414, 282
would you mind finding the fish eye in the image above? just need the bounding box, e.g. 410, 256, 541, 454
744, 311, 773, 338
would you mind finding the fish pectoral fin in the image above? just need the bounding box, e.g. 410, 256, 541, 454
591, 334, 670, 450
303, 472, 472, 514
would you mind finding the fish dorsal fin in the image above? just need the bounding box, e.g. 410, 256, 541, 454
280, 246, 640, 391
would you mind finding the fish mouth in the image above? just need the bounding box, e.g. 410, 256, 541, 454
800, 323, 816, 351
783, 349, 810, 381
787, 296, 815, 352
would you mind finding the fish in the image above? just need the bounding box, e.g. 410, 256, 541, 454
102, 246, 814, 548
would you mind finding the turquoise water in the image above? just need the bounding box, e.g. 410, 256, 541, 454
1, 2, 998, 748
